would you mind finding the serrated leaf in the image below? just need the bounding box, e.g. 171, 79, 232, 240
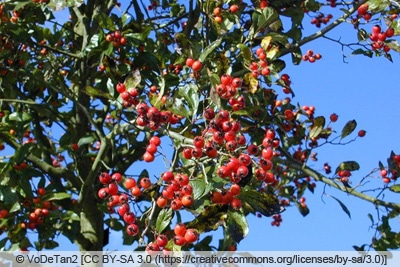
357, 29, 368, 41
82, 86, 113, 99
389, 185, 400, 193
309, 116, 325, 139
341, 119, 357, 139
238, 189, 283, 217
351, 49, 373, 58
243, 73, 259, 94
237, 44, 252, 66
9, 202, 21, 213
8, 112, 32, 122
77, 135, 96, 147
291, 47, 302, 65
124, 69, 141, 89
199, 37, 223, 63
156, 208, 173, 233
187, 204, 228, 233
43, 192, 71, 201
177, 84, 199, 121
13, 143, 34, 164
190, 179, 206, 200
256, 7, 279, 32
330, 195, 351, 218
296, 201, 310, 216
335, 161, 360, 173
226, 210, 249, 243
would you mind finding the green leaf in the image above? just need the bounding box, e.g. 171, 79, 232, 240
187, 204, 228, 233
357, 29, 368, 41
351, 49, 373, 58
226, 210, 249, 243
238, 189, 282, 217
81, 86, 113, 100
43, 192, 71, 201
9, 201, 21, 213
237, 44, 252, 66
44, 240, 59, 250
389, 184, 400, 193
256, 7, 279, 32
291, 47, 302, 65
330, 195, 351, 218
156, 208, 173, 233
190, 178, 213, 200
296, 201, 310, 216
13, 143, 34, 164
309, 116, 325, 139
199, 37, 223, 63
335, 161, 360, 173
177, 84, 200, 121
341, 119, 357, 139
47, 0, 83, 11
107, 218, 124, 231
77, 135, 96, 147
8, 112, 32, 122
95, 12, 117, 31
165, 97, 190, 118
124, 69, 141, 89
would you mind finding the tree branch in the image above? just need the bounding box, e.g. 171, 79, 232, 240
279, 148, 400, 212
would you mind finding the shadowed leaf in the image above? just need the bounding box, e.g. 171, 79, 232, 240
341, 120, 357, 139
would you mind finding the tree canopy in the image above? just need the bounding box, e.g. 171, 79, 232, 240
1, 0, 400, 252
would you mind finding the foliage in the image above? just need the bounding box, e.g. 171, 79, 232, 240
0, 0, 400, 252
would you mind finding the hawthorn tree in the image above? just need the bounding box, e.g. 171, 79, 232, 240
0, 0, 400, 252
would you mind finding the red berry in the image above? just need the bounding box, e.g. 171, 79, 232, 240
156, 234, 169, 247
357, 4, 368, 16
140, 177, 151, 189
229, 4, 239, 13
174, 223, 187, 236
126, 224, 139, 236
149, 136, 161, 146
185, 57, 194, 68
184, 229, 199, 243
191, 60, 203, 72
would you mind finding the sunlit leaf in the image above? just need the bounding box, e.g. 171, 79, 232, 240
389, 185, 400, 193
43, 192, 71, 201
199, 37, 223, 63
156, 208, 173, 233
187, 204, 228, 233
47, 0, 83, 11
335, 161, 360, 173
82, 86, 113, 100
8, 112, 32, 122
124, 69, 141, 90
309, 116, 325, 139
243, 73, 259, 94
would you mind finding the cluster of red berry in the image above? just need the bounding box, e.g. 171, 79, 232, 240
215, 74, 245, 111
105, 31, 127, 48
302, 49, 322, 63
369, 25, 394, 52
156, 171, 194, 210
310, 13, 333, 28
135, 103, 181, 130
250, 47, 271, 78
143, 136, 161, 163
